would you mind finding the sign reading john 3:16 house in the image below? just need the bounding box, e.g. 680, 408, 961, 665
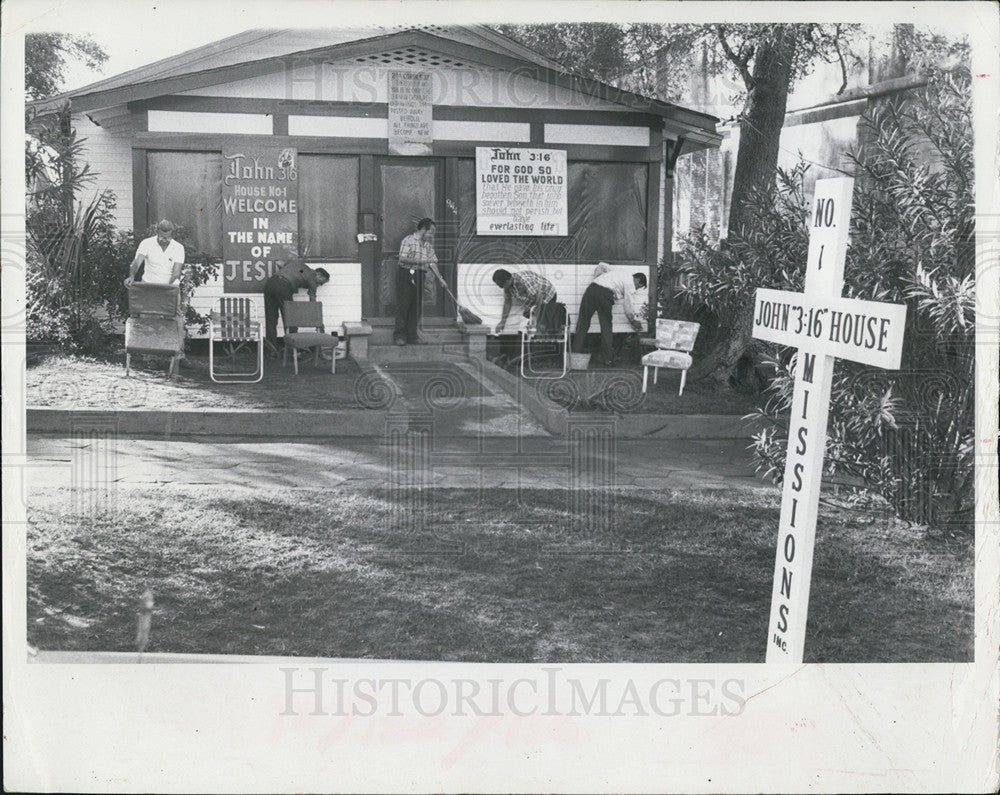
222, 148, 299, 293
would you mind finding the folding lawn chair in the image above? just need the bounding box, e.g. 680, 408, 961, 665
125, 283, 185, 379
519, 303, 571, 379
209, 297, 264, 383
282, 300, 340, 375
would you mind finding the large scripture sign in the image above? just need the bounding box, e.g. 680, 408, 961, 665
476, 147, 568, 236
222, 147, 299, 294
388, 71, 433, 156
752, 177, 907, 664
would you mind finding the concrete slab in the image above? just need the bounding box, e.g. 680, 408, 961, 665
26, 435, 774, 494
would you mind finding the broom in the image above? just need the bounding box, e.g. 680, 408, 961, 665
431, 270, 483, 325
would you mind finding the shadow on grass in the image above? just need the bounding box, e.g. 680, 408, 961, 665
27, 487, 973, 663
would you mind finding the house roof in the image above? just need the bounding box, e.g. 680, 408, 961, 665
32, 25, 720, 147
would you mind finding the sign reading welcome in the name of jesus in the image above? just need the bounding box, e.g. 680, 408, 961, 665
388, 72, 433, 156
222, 147, 299, 294
476, 147, 568, 236
752, 177, 907, 664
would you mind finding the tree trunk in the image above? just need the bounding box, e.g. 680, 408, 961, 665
727, 25, 799, 238
698, 25, 799, 387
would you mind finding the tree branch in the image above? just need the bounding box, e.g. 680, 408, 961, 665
834, 24, 848, 94
716, 24, 755, 89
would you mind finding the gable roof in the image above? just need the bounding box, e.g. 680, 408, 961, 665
31, 25, 720, 146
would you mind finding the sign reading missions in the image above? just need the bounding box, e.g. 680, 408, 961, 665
751, 177, 907, 664
388, 72, 433, 156
222, 147, 299, 293
476, 147, 568, 236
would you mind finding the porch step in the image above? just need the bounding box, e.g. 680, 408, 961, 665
368, 325, 468, 347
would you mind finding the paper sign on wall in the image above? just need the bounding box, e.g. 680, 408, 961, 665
476, 147, 568, 236
388, 72, 433, 156
221, 147, 299, 294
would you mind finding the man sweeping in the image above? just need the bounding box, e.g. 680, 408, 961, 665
492, 269, 558, 334
572, 263, 646, 367
394, 217, 442, 346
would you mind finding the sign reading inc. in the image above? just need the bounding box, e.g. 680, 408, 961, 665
476, 147, 568, 236
222, 148, 299, 294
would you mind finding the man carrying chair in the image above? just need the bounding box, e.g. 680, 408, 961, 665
262, 259, 330, 356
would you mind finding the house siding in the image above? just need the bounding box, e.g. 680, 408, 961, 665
72, 114, 134, 230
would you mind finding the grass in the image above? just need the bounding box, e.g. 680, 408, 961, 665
26, 350, 366, 411
27, 485, 973, 662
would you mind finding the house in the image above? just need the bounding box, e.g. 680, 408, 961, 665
29, 26, 720, 338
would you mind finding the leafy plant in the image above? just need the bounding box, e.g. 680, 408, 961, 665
675, 65, 975, 531
25, 103, 217, 348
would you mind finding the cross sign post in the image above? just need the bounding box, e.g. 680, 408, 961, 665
752, 177, 908, 664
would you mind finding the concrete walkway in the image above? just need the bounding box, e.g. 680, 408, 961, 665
26, 434, 773, 492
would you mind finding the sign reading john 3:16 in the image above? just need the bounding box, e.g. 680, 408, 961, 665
222, 148, 299, 293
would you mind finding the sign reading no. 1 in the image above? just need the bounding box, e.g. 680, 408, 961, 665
752, 177, 907, 664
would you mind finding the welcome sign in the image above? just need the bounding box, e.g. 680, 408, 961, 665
221, 147, 299, 293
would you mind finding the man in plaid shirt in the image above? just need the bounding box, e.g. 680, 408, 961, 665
491, 268, 558, 334
394, 217, 442, 345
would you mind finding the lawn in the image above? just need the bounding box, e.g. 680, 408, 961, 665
27, 485, 973, 662
26, 350, 366, 411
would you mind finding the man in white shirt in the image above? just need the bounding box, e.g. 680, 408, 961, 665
125, 219, 185, 286
573, 262, 646, 366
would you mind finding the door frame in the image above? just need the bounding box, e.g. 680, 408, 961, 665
365, 156, 448, 323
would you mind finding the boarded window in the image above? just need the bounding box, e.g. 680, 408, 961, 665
146, 151, 223, 257
298, 155, 359, 258
457, 159, 648, 263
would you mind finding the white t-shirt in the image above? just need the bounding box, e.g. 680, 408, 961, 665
137, 236, 185, 283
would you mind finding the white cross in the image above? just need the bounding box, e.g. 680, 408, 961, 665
751, 177, 908, 664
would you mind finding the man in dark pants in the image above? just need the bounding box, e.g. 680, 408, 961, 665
394, 217, 442, 346
263, 259, 330, 353
573, 263, 646, 366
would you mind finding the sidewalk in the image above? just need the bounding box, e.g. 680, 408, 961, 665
26, 435, 773, 492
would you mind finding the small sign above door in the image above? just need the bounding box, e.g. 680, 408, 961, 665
388, 71, 433, 156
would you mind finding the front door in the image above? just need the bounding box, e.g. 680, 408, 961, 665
370, 158, 448, 321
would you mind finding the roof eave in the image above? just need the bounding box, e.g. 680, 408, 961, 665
29, 27, 719, 145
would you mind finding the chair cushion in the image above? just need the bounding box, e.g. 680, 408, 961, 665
655, 319, 699, 351
126, 316, 185, 354
642, 349, 692, 369
285, 331, 339, 349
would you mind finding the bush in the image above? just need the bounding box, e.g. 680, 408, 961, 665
674, 66, 975, 531
25, 103, 218, 349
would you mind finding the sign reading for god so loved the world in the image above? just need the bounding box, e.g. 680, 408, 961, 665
752, 177, 907, 664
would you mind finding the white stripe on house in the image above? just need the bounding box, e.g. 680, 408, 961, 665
544, 124, 651, 147
147, 110, 273, 135
187, 262, 363, 337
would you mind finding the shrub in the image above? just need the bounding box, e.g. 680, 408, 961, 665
674, 65, 975, 531
25, 103, 217, 348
